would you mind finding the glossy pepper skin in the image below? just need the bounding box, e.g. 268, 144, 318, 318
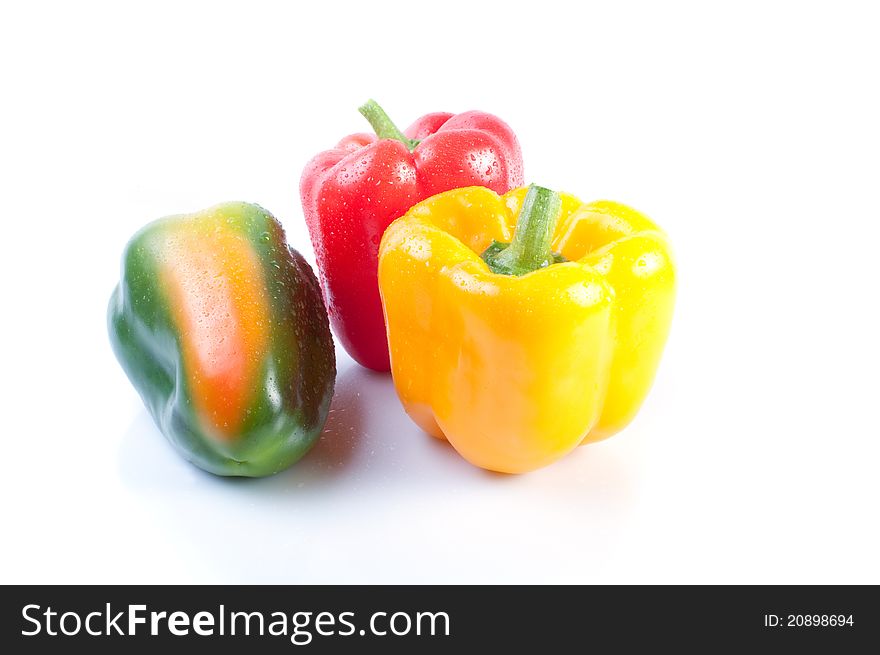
108, 202, 335, 477
300, 100, 523, 371
378, 186, 675, 473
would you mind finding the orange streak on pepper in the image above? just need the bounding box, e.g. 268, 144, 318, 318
157, 214, 270, 440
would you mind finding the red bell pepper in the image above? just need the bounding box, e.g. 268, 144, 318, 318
300, 100, 523, 371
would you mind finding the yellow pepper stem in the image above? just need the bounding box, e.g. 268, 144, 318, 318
482, 184, 563, 275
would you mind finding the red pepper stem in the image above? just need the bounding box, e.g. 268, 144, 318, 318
358, 99, 418, 151
483, 185, 562, 276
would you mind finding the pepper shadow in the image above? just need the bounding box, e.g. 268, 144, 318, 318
249, 363, 369, 492
117, 362, 369, 493
114, 362, 640, 583
118, 360, 638, 507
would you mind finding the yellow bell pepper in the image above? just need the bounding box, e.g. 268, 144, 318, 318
378, 184, 676, 473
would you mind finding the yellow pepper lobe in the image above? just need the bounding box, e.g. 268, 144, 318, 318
155, 207, 271, 441
379, 186, 676, 473
555, 201, 676, 441
431, 260, 614, 473
500, 190, 676, 441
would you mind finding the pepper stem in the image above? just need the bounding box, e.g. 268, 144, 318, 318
482, 185, 563, 276
358, 99, 418, 151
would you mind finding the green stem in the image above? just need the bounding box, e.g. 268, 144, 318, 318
358, 99, 418, 150
481, 184, 563, 276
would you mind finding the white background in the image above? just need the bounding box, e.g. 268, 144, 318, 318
2, 0, 878, 584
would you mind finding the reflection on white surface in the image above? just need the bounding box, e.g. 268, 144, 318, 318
115, 355, 638, 583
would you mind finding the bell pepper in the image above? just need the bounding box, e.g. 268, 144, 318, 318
300, 99, 523, 371
378, 185, 676, 473
108, 202, 336, 477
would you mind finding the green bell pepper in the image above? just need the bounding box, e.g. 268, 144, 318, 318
108, 202, 336, 477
